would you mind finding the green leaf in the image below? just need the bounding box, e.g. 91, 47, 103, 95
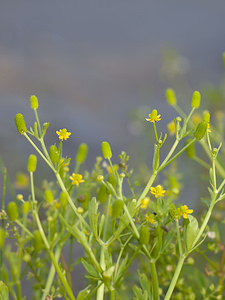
0, 281, 9, 300
185, 215, 199, 251
138, 271, 151, 299
132, 286, 148, 300
77, 285, 91, 300
81, 259, 99, 279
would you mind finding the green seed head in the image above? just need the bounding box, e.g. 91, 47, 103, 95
203, 110, 210, 123
139, 226, 150, 245
15, 113, 27, 135
194, 121, 207, 140
186, 140, 196, 159
0, 228, 5, 249
101, 141, 112, 159
22, 202, 31, 215
76, 143, 88, 164
7, 202, 18, 221
27, 154, 37, 173
191, 91, 201, 109
169, 204, 180, 221
45, 190, 54, 203
30, 95, 39, 110
112, 200, 124, 218
33, 230, 44, 252
60, 191, 68, 208
166, 88, 177, 106
49, 145, 59, 164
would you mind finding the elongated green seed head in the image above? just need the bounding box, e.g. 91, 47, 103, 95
27, 154, 37, 172
49, 145, 59, 164
166, 88, 177, 105
7, 202, 18, 221
22, 202, 31, 215
186, 140, 196, 159
139, 226, 150, 245
112, 200, 124, 218
101, 141, 112, 159
45, 190, 54, 203
15, 113, 27, 134
76, 143, 88, 164
30, 95, 39, 109
191, 91, 201, 109
60, 191, 68, 208
203, 110, 210, 123
194, 121, 207, 140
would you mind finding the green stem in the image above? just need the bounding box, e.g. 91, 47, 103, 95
30, 172, 76, 300
0, 168, 7, 280
137, 173, 157, 206
153, 122, 159, 143
164, 255, 186, 300
41, 246, 62, 300
158, 138, 196, 172
150, 262, 159, 300
176, 220, 183, 257
193, 156, 211, 169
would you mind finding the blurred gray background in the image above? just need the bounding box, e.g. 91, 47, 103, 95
0, 1, 225, 183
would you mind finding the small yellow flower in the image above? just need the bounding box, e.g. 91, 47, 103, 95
167, 121, 176, 136
56, 128, 71, 141
145, 213, 155, 224
77, 207, 84, 214
207, 123, 211, 133
70, 173, 84, 186
150, 185, 166, 198
177, 205, 193, 219
146, 109, 161, 123
140, 197, 150, 209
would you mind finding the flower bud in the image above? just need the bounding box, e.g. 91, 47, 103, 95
203, 110, 210, 123
191, 91, 201, 109
30, 95, 39, 110
76, 143, 88, 164
59, 191, 68, 208
45, 190, 54, 203
112, 200, 124, 218
22, 202, 31, 215
15, 113, 27, 134
49, 145, 59, 164
101, 141, 112, 159
166, 88, 177, 106
194, 121, 207, 140
139, 226, 150, 245
7, 202, 18, 221
185, 140, 196, 159
27, 154, 37, 173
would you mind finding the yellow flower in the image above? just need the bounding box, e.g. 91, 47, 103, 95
77, 207, 84, 214
177, 205, 193, 219
145, 213, 155, 224
167, 121, 176, 136
150, 185, 166, 198
207, 123, 211, 133
56, 128, 71, 141
70, 173, 84, 186
140, 197, 150, 209
146, 109, 161, 123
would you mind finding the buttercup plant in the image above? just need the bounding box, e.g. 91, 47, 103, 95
0, 55, 225, 300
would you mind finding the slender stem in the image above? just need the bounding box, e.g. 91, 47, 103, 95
150, 262, 159, 300
24, 133, 55, 172
176, 220, 183, 257
164, 255, 186, 300
158, 138, 196, 173
41, 246, 62, 300
137, 172, 157, 206
153, 122, 159, 143
0, 168, 7, 280
158, 139, 179, 171
15, 220, 33, 238
30, 172, 76, 300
